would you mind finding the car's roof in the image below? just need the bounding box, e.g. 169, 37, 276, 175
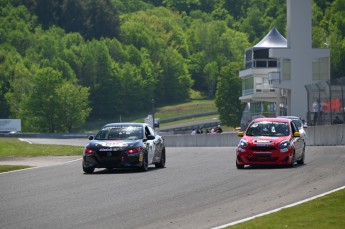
252, 117, 292, 123
103, 123, 147, 127
277, 116, 301, 120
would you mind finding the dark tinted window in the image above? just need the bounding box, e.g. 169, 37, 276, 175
96, 125, 143, 140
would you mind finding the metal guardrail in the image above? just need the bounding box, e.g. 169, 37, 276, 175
1, 124, 345, 146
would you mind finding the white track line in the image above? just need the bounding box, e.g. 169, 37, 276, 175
18, 138, 32, 144
212, 185, 345, 229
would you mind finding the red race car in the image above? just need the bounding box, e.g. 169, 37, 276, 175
236, 117, 305, 169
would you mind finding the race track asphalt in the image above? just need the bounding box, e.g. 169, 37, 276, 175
1, 139, 344, 229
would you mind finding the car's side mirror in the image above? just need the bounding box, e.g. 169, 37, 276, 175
293, 132, 301, 137
238, 132, 244, 137
146, 135, 155, 140
88, 135, 94, 140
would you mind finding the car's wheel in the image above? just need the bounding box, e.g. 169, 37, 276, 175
289, 152, 295, 168
155, 149, 166, 168
297, 146, 305, 165
83, 166, 95, 174
140, 152, 148, 172
236, 161, 245, 169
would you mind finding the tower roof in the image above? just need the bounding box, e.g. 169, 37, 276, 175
254, 27, 287, 48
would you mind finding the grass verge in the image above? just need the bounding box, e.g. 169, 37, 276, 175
0, 138, 82, 157
0, 165, 32, 173
227, 188, 345, 228
159, 115, 219, 127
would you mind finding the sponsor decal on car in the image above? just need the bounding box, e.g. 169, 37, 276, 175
99, 141, 128, 147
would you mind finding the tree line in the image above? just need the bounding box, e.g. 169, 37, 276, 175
0, 0, 343, 132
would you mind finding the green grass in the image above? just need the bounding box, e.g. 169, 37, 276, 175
0, 165, 32, 173
159, 114, 219, 127
0, 138, 83, 157
155, 99, 217, 120
78, 99, 218, 132
228, 188, 345, 229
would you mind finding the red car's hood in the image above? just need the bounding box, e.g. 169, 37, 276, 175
243, 136, 290, 145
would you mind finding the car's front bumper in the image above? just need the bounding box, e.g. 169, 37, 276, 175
236, 147, 293, 166
83, 152, 144, 169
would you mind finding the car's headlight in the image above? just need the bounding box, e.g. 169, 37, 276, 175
239, 139, 248, 147
278, 140, 291, 153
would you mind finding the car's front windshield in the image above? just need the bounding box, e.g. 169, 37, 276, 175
246, 121, 289, 137
95, 126, 143, 140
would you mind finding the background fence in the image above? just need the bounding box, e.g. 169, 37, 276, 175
305, 77, 345, 126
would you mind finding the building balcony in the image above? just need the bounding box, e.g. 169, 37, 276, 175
245, 59, 278, 69
241, 84, 278, 103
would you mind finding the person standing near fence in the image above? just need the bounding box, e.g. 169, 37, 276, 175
313, 99, 322, 125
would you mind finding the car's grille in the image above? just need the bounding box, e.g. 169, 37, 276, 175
248, 155, 278, 162
96, 150, 123, 162
249, 157, 278, 162
250, 146, 276, 151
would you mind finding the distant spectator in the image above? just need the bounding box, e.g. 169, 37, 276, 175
215, 125, 223, 133
205, 128, 210, 134
302, 119, 307, 128
313, 99, 322, 125
333, 116, 343, 125
191, 129, 196, 135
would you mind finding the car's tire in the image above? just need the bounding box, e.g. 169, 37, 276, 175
155, 149, 166, 168
236, 161, 245, 169
83, 166, 95, 174
297, 146, 305, 165
289, 152, 295, 168
140, 152, 148, 172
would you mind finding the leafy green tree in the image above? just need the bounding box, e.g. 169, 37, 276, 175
113, 0, 153, 13
240, 6, 266, 43
84, 0, 120, 40
121, 7, 192, 103
17, 0, 120, 40
163, 0, 201, 14
26, 0, 61, 29
187, 19, 250, 97
55, 82, 91, 132
59, 0, 87, 34
215, 62, 245, 127
61, 32, 85, 80
325, 0, 345, 78
157, 46, 192, 103
0, 2, 36, 56
312, 2, 328, 48
203, 61, 218, 97
0, 46, 31, 119
24, 67, 64, 132
79, 40, 116, 119
4, 60, 33, 119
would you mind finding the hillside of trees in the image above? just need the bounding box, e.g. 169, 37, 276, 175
0, 0, 343, 132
